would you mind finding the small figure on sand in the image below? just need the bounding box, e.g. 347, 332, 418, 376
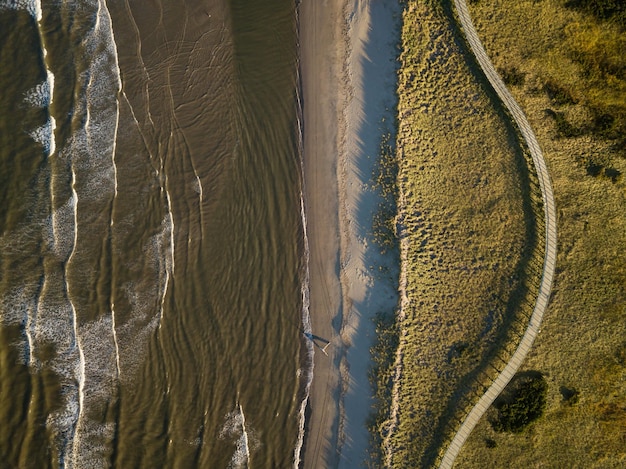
304, 332, 331, 356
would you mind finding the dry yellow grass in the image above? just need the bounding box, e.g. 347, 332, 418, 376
454, 1, 626, 467
377, 0, 547, 466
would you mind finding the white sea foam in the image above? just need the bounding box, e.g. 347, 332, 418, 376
0, 0, 38, 18
292, 39, 314, 466
293, 189, 314, 468
3, 0, 128, 465
0, 286, 36, 366
50, 196, 76, 260
45, 0, 123, 465
29, 118, 54, 154
16, 0, 58, 157
36, 287, 81, 463
34, 294, 76, 374
0, 287, 28, 328
113, 229, 164, 383
33, 0, 40, 21
145, 215, 174, 329
47, 384, 80, 456
111, 301, 121, 379
195, 173, 204, 201
0, 274, 78, 379
115, 281, 159, 385
48, 117, 56, 156
239, 405, 251, 467
24, 79, 50, 108
68, 318, 118, 469
162, 193, 175, 329
65, 163, 86, 468
219, 405, 259, 469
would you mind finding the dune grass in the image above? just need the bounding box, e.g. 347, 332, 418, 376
453, 0, 626, 467
368, 0, 550, 465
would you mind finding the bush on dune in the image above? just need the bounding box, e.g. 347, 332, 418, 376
491, 373, 548, 433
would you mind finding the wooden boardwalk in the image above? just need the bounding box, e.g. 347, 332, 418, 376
438, 1, 558, 467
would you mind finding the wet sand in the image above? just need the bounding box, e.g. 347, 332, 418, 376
300, 0, 345, 466
300, 0, 401, 467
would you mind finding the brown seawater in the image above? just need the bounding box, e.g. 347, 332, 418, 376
0, 0, 309, 467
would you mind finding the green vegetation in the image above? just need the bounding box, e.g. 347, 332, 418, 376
372, 132, 400, 254
368, 128, 401, 467
565, 0, 626, 25
491, 373, 548, 433
455, 0, 626, 467
367, 310, 400, 466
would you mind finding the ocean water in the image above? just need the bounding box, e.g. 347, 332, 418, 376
0, 0, 309, 467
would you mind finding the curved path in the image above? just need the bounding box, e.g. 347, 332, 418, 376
438, 1, 558, 468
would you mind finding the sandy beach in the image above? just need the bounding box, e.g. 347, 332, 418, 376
299, 0, 401, 467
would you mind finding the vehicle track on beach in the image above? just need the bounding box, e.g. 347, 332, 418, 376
438, 1, 558, 467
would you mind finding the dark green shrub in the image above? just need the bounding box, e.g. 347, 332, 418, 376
499, 67, 526, 86
372, 132, 399, 253
604, 167, 622, 182
491, 373, 548, 433
485, 438, 497, 448
560, 386, 580, 405
564, 0, 626, 27
586, 160, 604, 176
545, 109, 582, 138
367, 310, 400, 462
544, 80, 577, 105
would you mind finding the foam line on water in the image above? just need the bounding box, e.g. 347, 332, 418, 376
111, 302, 121, 378
239, 405, 251, 468
157, 211, 174, 330
41, 7, 56, 157
0, 0, 39, 20
0, 286, 36, 367
25, 303, 35, 367
100, 0, 123, 381
193, 170, 205, 243
195, 174, 203, 202
33, 0, 41, 21
66, 168, 85, 466
292, 28, 314, 463
293, 189, 313, 468
32, 0, 56, 157
65, 0, 123, 463
157, 142, 176, 329
220, 405, 258, 469
166, 189, 175, 282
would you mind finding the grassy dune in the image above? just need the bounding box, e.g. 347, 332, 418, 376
455, 1, 626, 467
372, 0, 548, 465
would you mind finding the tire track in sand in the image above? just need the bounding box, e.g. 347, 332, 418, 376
438, 1, 557, 467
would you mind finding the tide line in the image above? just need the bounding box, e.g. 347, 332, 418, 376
100, 0, 122, 380
34, 0, 57, 158
159, 190, 175, 330
66, 168, 85, 467
239, 404, 251, 468
292, 24, 314, 465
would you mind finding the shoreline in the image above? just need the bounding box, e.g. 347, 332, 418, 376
299, 0, 401, 467
299, 0, 344, 465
